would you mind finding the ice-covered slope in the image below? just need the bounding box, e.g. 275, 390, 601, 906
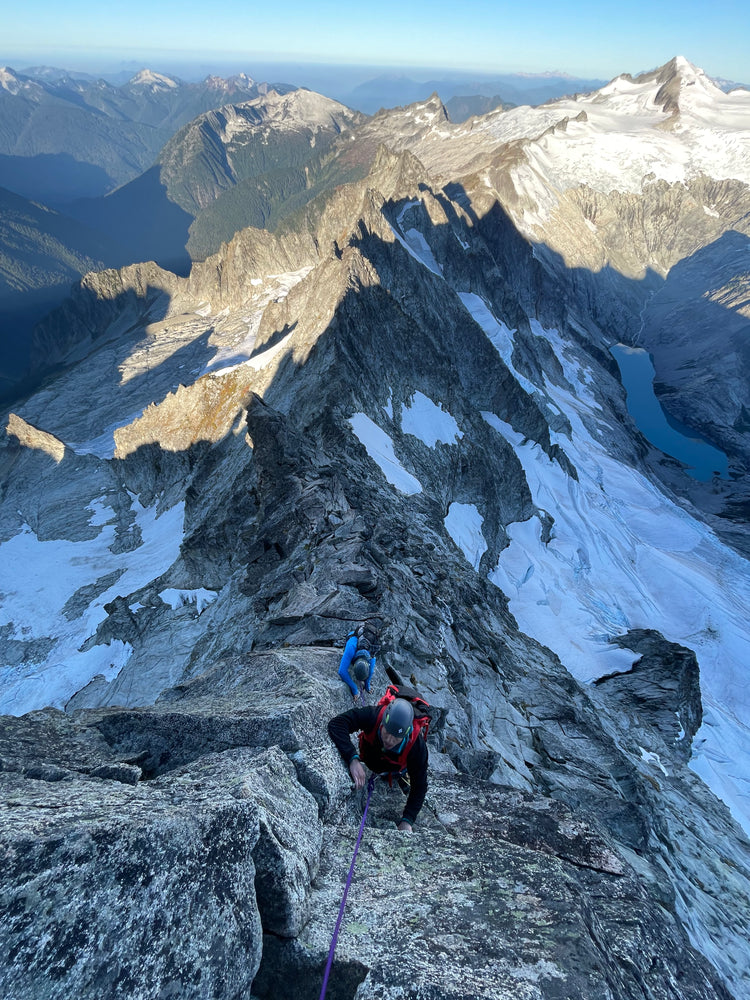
499, 57, 750, 233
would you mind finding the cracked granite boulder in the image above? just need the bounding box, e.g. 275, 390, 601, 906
254, 774, 732, 1000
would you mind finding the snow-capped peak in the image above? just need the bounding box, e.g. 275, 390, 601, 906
663, 54, 702, 79
234, 88, 358, 132
0, 66, 23, 94
652, 55, 726, 111
128, 69, 179, 90
226, 72, 255, 89
462, 54, 750, 239
599, 56, 727, 116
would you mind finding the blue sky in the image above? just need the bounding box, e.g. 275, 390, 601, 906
2, 0, 748, 84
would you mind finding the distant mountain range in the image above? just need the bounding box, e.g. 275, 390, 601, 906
0, 67, 300, 395
1, 57, 748, 404
0, 66, 295, 204
340, 70, 610, 114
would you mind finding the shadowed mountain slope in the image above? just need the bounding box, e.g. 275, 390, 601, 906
2, 128, 750, 997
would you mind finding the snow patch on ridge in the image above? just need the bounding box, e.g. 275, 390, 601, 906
71, 411, 146, 460
204, 267, 313, 377
402, 391, 463, 447
159, 588, 218, 614
0, 499, 186, 716
389, 201, 443, 276
459, 293, 536, 395
639, 747, 669, 776
348, 414, 422, 495
444, 503, 487, 570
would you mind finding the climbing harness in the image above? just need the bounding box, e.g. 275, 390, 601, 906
318, 774, 376, 1000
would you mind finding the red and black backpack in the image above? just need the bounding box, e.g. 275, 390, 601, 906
359, 683, 432, 769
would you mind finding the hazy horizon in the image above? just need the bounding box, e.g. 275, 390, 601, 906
2, 52, 748, 111
3, 0, 749, 87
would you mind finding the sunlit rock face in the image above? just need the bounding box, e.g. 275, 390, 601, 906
2, 57, 750, 1000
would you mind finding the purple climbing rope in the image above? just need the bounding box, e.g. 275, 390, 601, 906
318, 774, 376, 1000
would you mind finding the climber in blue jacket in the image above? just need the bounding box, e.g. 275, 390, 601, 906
338, 628, 377, 700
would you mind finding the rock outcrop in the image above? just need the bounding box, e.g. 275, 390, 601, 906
0, 639, 739, 999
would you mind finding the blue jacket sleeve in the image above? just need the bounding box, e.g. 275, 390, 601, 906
365, 656, 376, 692
338, 635, 360, 696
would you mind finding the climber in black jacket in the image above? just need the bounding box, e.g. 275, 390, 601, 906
328, 697, 428, 832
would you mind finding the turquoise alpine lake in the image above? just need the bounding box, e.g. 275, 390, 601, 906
610, 343, 729, 482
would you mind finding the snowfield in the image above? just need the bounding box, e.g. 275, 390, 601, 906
0, 499, 185, 716
471, 308, 750, 839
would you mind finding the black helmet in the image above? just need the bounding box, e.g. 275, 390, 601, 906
350, 653, 370, 683
382, 698, 414, 737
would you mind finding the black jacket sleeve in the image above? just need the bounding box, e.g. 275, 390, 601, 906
403, 737, 429, 826
328, 707, 429, 825
328, 707, 380, 765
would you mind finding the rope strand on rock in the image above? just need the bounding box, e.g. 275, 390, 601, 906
318, 774, 376, 1000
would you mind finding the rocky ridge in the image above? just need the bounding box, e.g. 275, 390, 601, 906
2, 63, 750, 999
1, 631, 744, 998
158, 88, 365, 218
